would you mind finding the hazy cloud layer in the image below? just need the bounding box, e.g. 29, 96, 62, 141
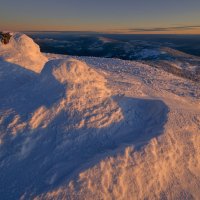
126, 25, 200, 33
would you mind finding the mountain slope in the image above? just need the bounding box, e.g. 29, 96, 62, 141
0, 33, 199, 200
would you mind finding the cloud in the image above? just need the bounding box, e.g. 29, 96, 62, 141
125, 25, 200, 33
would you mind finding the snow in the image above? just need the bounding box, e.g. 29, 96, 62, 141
0, 33, 48, 73
0, 33, 200, 199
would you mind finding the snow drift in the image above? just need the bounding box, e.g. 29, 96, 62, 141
0, 32, 47, 73
0, 57, 168, 199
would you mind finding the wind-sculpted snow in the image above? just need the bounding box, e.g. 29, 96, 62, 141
0, 34, 200, 200
0, 58, 169, 199
0, 33, 48, 73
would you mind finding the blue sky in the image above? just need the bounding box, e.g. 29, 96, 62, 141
1, 0, 200, 33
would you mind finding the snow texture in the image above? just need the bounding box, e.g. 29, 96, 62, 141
0, 33, 199, 200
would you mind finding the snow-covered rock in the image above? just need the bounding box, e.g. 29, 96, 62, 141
0, 32, 48, 73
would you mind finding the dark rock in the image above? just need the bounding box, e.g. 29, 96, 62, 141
0, 32, 12, 45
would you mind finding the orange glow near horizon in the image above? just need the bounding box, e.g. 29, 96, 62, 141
1, 0, 200, 35
1, 24, 200, 35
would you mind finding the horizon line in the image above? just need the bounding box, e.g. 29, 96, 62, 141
17, 30, 200, 35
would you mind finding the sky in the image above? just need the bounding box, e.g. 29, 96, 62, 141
1, 0, 200, 34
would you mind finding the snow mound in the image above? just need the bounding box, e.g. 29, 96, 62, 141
0, 32, 48, 73
0, 58, 122, 136
26, 58, 122, 130
41, 59, 111, 110
42, 58, 109, 86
